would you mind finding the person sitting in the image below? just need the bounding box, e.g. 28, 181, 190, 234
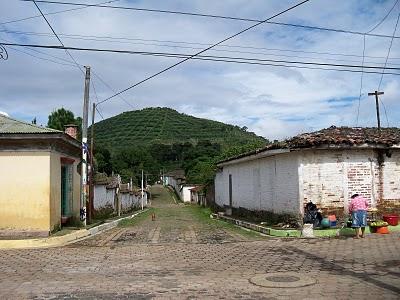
349, 194, 369, 238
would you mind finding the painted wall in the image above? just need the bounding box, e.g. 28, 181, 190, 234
181, 186, 196, 202
49, 152, 80, 231
215, 153, 300, 214
0, 151, 51, 232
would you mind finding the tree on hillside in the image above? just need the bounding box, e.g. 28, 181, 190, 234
48, 108, 82, 138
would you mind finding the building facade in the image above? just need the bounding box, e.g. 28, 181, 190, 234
0, 115, 81, 236
215, 127, 400, 217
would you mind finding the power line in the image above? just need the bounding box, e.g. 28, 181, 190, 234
0, 0, 120, 26
3, 29, 400, 61
379, 98, 390, 127
3, 29, 400, 66
31, 0, 85, 75
5, 44, 76, 67
91, 70, 135, 109
7, 41, 400, 81
3, 42, 400, 73
378, 12, 400, 90
367, 0, 399, 33
28, 0, 134, 109
356, 34, 366, 127
20, 0, 400, 40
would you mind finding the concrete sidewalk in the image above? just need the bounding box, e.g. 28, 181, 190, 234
0, 209, 148, 249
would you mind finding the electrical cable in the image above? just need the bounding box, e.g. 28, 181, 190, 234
2, 29, 400, 66
6, 44, 76, 67
0, 0, 120, 26
3, 29, 400, 61
367, 0, 399, 33
378, 12, 400, 90
30, 0, 134, 109
2, 42, 400, 73
356, 34, 366, 127
19, 0, 400, 40
31, 0, 85, 75
379, 99, 390, 127
91, 71, 135, 109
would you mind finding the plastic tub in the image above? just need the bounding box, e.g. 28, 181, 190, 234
376, 226, 389, 234
383, 215, 399, 226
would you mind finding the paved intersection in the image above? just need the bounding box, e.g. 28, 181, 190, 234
0, 185, 399, 299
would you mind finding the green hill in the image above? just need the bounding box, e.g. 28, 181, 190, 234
92, 107, 266, 150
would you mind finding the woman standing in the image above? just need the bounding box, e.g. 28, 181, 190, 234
349, 194, 369, 238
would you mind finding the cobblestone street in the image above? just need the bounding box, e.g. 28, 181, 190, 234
0, 185, 399, 299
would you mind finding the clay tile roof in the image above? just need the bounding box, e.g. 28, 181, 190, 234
285, 126, 400, 148
218, 126, 400, 165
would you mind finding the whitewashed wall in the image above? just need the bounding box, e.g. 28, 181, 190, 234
94, 185, 116, 210
300, 149, 400, 214
215, 153, 300, 214
181, 186, 196, 202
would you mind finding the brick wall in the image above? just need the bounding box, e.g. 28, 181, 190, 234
301, 149, 400, 216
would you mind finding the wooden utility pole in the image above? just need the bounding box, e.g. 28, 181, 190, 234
368, 90, 384, 130
80, 66, 90, 226
88, 102, 96, 223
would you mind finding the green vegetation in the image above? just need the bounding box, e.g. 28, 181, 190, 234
118, 209, 154, 227
47, 108, 82, 138
91, 107, 268, 185
92, 107, 265, 149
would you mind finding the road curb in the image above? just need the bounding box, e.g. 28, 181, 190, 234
0, 209, 148, 250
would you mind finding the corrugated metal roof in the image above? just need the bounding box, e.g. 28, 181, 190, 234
0, 114, 61, 134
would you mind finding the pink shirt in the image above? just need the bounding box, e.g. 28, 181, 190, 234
349, 196, 369, 212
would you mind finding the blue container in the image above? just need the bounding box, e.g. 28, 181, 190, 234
330, 220, 337, 227
321, 218, 330, 228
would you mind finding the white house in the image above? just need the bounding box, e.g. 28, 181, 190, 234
179, 184, 201, 202
215, 126, 400, 218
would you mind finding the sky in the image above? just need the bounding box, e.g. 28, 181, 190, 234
0, 0, 399, 140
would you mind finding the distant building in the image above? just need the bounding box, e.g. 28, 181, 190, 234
0, 115, 81, 236
215, 126, 400, 218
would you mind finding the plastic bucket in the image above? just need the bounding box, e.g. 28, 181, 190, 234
383, 215, 399, 226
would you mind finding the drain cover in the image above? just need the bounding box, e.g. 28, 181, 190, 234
267, 275, 300, 283
249, 272, 317, 288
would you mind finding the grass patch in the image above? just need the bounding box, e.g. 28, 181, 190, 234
118, 209, 154, 227
183, 205, 262, 239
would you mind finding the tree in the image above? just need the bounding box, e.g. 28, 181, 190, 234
47, 108, 82, 139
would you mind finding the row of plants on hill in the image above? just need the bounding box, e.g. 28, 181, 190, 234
91, 107, 265, 150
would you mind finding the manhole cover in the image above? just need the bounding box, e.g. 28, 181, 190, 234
268, 275, 300, 283
249, 272, 317, 288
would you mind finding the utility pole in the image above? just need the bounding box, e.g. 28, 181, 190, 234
88, 102, 96, 223
80, 66, 90, 226
368, 91, 384, 130
141, 169, 144, 210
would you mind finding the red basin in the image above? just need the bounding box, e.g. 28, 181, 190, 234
383, 215, 399, 226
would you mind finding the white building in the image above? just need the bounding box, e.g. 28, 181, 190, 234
215, 127, 400, 217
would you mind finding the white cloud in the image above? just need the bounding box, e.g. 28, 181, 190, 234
0, 0, 399, 140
